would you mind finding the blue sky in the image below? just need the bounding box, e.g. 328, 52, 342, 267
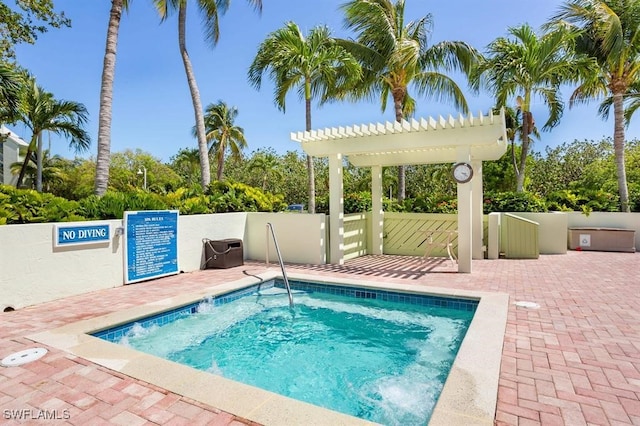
11, 0, 640, 163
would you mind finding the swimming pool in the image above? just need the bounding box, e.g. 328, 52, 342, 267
28, 271, 508, 425
93, 279, 477, 424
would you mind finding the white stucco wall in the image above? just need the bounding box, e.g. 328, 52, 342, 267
566, 212, 640, 250
511, 212, 568, 254
245, 212, 327, 264
0, 213, 249, 310
0, 220, 124, 310
178, 212, 247, 271
4, 210, 635, 311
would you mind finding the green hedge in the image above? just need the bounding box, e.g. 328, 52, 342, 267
0, 183, 627, 225
0, 182, 287, 225
0, 185, 84, 224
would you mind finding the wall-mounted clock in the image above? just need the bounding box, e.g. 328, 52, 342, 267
452, 162, 473, 184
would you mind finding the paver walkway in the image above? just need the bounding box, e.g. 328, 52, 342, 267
0, 251, 638, 425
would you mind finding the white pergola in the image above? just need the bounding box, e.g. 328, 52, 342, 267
291, 109, 508, 272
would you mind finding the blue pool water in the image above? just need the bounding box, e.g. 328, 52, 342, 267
94, 281, 476, 425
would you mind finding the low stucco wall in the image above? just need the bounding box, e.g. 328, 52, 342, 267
3, 210, 636, 310
179, 212, 247, 271
0, 213, 247, 310
244, 212, 327, 265
0, 220, 124, 310
488, 212, 640, 256
0, 212, 329, 310
566, 212, 640, 250
510, 212, 568, 255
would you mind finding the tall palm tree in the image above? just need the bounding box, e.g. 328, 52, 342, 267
94, 0, 129, 196
248, 22, 361, 213
153, 0, 262, 191
549, 0, 640, 212
471, 24, 590, 192
339, 0, 479, 201
14, 79, 90, 190
198, 100, 247, 181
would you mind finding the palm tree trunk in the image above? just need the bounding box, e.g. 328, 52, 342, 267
36, 132, 43, 192
217, 145, 224, 181
305, 82, 315, 214
612, 92, 630, 212
393, 90, 405, 202
94, 0, 123, 196
510, 139, 519, 190
516, 111, 532, 192
178, 2, 211, 190
16, 135, 37, 188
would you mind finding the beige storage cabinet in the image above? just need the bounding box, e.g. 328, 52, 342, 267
568, 227, 636, 253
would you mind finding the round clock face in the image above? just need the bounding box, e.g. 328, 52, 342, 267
452, 162, 473, 183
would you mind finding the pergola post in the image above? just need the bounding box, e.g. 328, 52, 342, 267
329, 153, 344, 264
371, 165, 383, 255
457, 150, 473, 273
472, 160, 484, 260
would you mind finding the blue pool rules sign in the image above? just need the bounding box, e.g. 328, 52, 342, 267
124, 210, 179, 284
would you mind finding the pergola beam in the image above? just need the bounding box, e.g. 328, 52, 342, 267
347, 143, 507, 167
293, 117, 506, 158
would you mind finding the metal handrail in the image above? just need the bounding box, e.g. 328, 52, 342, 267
266, 223, 293, 307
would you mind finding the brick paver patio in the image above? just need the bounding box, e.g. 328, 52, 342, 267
1, 251, 638, 425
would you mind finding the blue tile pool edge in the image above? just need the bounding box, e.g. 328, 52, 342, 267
90, 280, 275, 341
91, 278, 479, 343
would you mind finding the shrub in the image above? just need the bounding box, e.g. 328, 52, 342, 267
78, 191, 167, 220
344, 192, 372, 213
483, 191, 547, 213
316, 192, 400, 214
206, 181, 286, 212
546, 189, 619, 213
0, 185, 84, 224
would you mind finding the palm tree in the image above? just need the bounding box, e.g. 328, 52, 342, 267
599, 81, 640, 125
248, 22, 361, 213
95, 0, 130, 196
339, 0, 479, 201
0, 63, 23, 119
501, 105, 540, 191
247, 150, 283, 191
549, 0, 640, 211
10, 150, 65, 191
153, 0, 262, 191
14, 79, 90, 190
169, 147, 201, 187
470, 24, 589, 192
198, 100, 247, 181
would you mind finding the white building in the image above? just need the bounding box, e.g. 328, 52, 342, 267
0, 125, 28, 186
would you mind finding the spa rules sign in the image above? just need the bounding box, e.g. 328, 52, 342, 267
124, 210, 179, 284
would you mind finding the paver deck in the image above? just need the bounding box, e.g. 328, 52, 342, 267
1, 251, 639, 425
